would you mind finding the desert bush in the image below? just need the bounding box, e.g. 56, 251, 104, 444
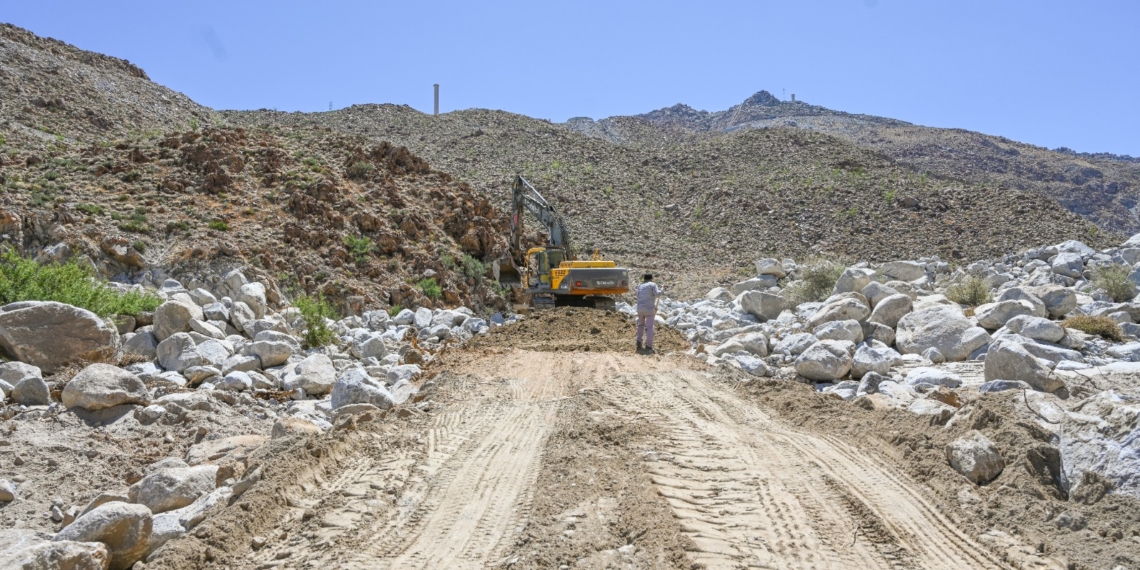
208, 220, 229, 231
293, 293, 336, 347
0, 248, 161, 317
342, 234, 373, 263
1092, 264, 1136, 302
784, 257, 845, 304
1063, 314, 1123, 342
387, 304, 403, 317
946, 275, 992, 307
460, 254, 486, 282
347, 160, 375, 179
417, 277, 442, 300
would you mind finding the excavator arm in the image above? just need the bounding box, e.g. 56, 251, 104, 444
510, 175, 572, 257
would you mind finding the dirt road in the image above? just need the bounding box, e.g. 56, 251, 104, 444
185, 350, 1012, 569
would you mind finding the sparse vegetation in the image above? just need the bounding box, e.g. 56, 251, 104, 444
293, 293, 337, 347
784, 256, 845, 304
460, 254, 486, 282
417, 277, 442, 300
1092, 264, 1136, 303
945, 275, 992, 307
347, 160, 374, 179
131, 240, 147, 254
1063, 314, 1123, 342
208, 220, 229, 231
388, 304, 403, 317
342, 234, 373, 263
0, 248, 161, 317
75, 203, 104, 216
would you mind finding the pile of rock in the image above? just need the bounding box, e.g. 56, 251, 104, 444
625, 235, 1140, 499
0, 267, 503, 567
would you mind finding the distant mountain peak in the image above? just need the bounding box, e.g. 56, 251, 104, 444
741, 90, 782, 107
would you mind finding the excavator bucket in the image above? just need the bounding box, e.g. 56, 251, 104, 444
493, 258, 522, 286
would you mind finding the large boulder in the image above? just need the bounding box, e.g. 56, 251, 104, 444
984, 340, 1064, 392
1061, 391, 1140, 500
0, 529, 110, 570
732, 277, 777, 295
0, 302, 119, 373
155, 333, 206, 373
54, 502, 152, 570
812, 320, 863, 343
12, 375, 50, 406
62, 364, 149, 411
772, 333, 818, 356
737, 291, 788, 322
330, 368, 395, 410
995, 287, 1048, 318
851, 344, 898, 379
861, 282, 900, 309
281, 354, 336, 396
754, 258, 787, 279
248, 339, 291, 368
905, 367, 962, 388
235, 283, 267, 319
135, 466, 218, 514
945, 431, 1005, 484
808, 295, 870, 328
975, 300, 1038, 330
868, 293, 913, 328
1031, 286, 1078, 319
896, 306, 991, 362
122, 330, 158, 360
712, 332, 768, 357
152, 300, 204, 342
794, 340, 853, 381
833, 267, 876, 295
1051, 252, 1084, 279
350, 333, 388, 360
878, 261, 926, 282
1005, 315, 1065, 343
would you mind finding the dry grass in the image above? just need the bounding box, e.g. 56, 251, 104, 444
1063, 315, 1124, 342
1091, 264, 1137, 303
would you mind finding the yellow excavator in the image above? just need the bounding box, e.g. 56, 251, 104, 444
496, 176, 629, 310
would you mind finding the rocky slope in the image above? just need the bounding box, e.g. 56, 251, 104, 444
590, 90, 1140, 235
226, 105, 1116, 297
0, 23, 220, 144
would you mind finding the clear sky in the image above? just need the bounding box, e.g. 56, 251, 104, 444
4, 1, 1138, 155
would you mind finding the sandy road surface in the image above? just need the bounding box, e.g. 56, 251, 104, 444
229, 350, 1008, 569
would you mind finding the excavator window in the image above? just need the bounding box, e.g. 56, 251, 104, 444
547, 249, 564, 267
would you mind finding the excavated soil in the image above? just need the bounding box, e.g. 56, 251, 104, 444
469, 307, 689, 354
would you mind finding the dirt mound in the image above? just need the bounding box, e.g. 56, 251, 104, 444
470, 307, 689, 353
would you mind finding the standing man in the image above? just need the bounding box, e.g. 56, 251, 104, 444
636, 273, 663, 352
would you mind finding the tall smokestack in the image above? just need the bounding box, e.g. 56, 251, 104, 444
434, 84, 439, 116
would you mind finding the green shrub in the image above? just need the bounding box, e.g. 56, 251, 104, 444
0, 248, 161, 317
460, 255, 486, 281
166, 220, 191, 233
293, 293, 337, 347
346, 160, 375, 179
417, 277, 442, 300
131, 240, 147, 254
1063, 315, 1123, 342
946, 275, 992, 307
76, 203, 103, 216
342, 234, 373, 263
208, 220, 229, 231
1092, 264, 1137, 303
387, 304, 403, 317
784, 257, 845, 304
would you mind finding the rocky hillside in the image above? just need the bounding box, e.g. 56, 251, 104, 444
591, 90, 1140, 235
0, 24, 220, 144
0, 24, 513, 313
226, 105, 1116, 296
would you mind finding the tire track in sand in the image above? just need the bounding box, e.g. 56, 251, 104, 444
602, 369, 1010, 570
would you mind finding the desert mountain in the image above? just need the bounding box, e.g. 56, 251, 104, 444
582, 90, 1140, 235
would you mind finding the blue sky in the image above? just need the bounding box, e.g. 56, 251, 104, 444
5, 1, 1138, 155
